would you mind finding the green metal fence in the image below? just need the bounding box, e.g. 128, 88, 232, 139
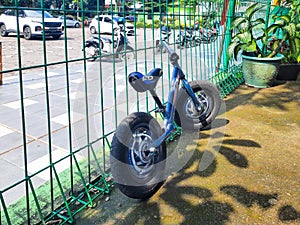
0, 0, 268, 223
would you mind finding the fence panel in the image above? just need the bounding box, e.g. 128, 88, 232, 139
0, 0, 250, 223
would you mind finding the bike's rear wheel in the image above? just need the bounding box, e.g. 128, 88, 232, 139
110, 112, 166, 199
175, 80, 221, 130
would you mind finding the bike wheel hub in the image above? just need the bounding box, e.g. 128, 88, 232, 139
185, 92, 209, 119
130, 131, 155, 175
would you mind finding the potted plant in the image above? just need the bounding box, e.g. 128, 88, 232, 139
270, 0, 300, 80
228, 2, 285, 88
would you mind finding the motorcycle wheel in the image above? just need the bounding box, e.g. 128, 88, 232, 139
175, 80, 221, 130
85, 44, 98, 61
195, 37, 201, 46
110, 112, 166, 199
176, 35, 185, 49
0, 24, 8, 37
155, 40, 161, 54
155, 40, 167, 54
117, 45, 135, 61
190, 38, 196, 47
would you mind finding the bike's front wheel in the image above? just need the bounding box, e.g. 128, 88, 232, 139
175, 80, 221, 130
110, 112, 166, 199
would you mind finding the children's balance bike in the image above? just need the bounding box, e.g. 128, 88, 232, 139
110, 41, 221, 199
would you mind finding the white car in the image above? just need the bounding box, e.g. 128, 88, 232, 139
89, 15, 119, 34
0, 9, 64, 40
58, 16, 80, 28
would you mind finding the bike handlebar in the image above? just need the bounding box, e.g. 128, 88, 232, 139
161, 41, 179, 65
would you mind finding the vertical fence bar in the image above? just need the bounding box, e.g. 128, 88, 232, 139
0, 42, 2, 85
0, 192, 11, 225
216, 0, 230, 72
222, 0, 236, 69
13, 1, 32, 224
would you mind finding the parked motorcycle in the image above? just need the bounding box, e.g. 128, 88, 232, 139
176, 21, 219, 48
84, 27, 135, 62
176, 26, 197, 48
197, 21, 219, 44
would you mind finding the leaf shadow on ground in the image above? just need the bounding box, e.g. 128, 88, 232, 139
112, 157, 235, 225
278, 205, 300, 221
224, 82, 300, 112
251, 82, 300, 111
108, 138, 265, 225
95, 123, 271, 225
220, 185, 278, 209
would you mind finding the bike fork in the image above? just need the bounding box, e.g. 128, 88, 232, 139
181, 79, 204, 112
148, 85, 179, 149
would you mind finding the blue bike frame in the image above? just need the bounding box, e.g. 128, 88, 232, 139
150, 41, 203, 148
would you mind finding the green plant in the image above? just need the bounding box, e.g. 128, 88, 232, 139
228, 2, 285, 60
270, 0, 300, 63
135, 21, 144, 28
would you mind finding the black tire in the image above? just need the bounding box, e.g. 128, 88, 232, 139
90, 26, 96, 34
210, 34, 218, 42
85, 44, 98, 61
23, 26, 32, 40
117, 45, 135, 61
155, 40, 160, 54
180, 37, 186, 47
155, 41, 167, 54
190, 37, 196, 47
74, 23, 80, 28
52, 35, 61, 40
175, 80, 221, 130
0, 24, 8, 37
176, 35, 185, 48
110, 112, 166, 199
195, 37, 201, 46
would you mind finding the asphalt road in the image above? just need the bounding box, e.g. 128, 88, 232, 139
0, 26, 126, 74
0, 26, 222, 76
0, 27, 172, 74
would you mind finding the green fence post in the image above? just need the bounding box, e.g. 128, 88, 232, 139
222, 0, 236, 70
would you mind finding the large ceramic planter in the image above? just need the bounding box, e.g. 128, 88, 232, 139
242, 54, 284, 88
277, 64, 300, 81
